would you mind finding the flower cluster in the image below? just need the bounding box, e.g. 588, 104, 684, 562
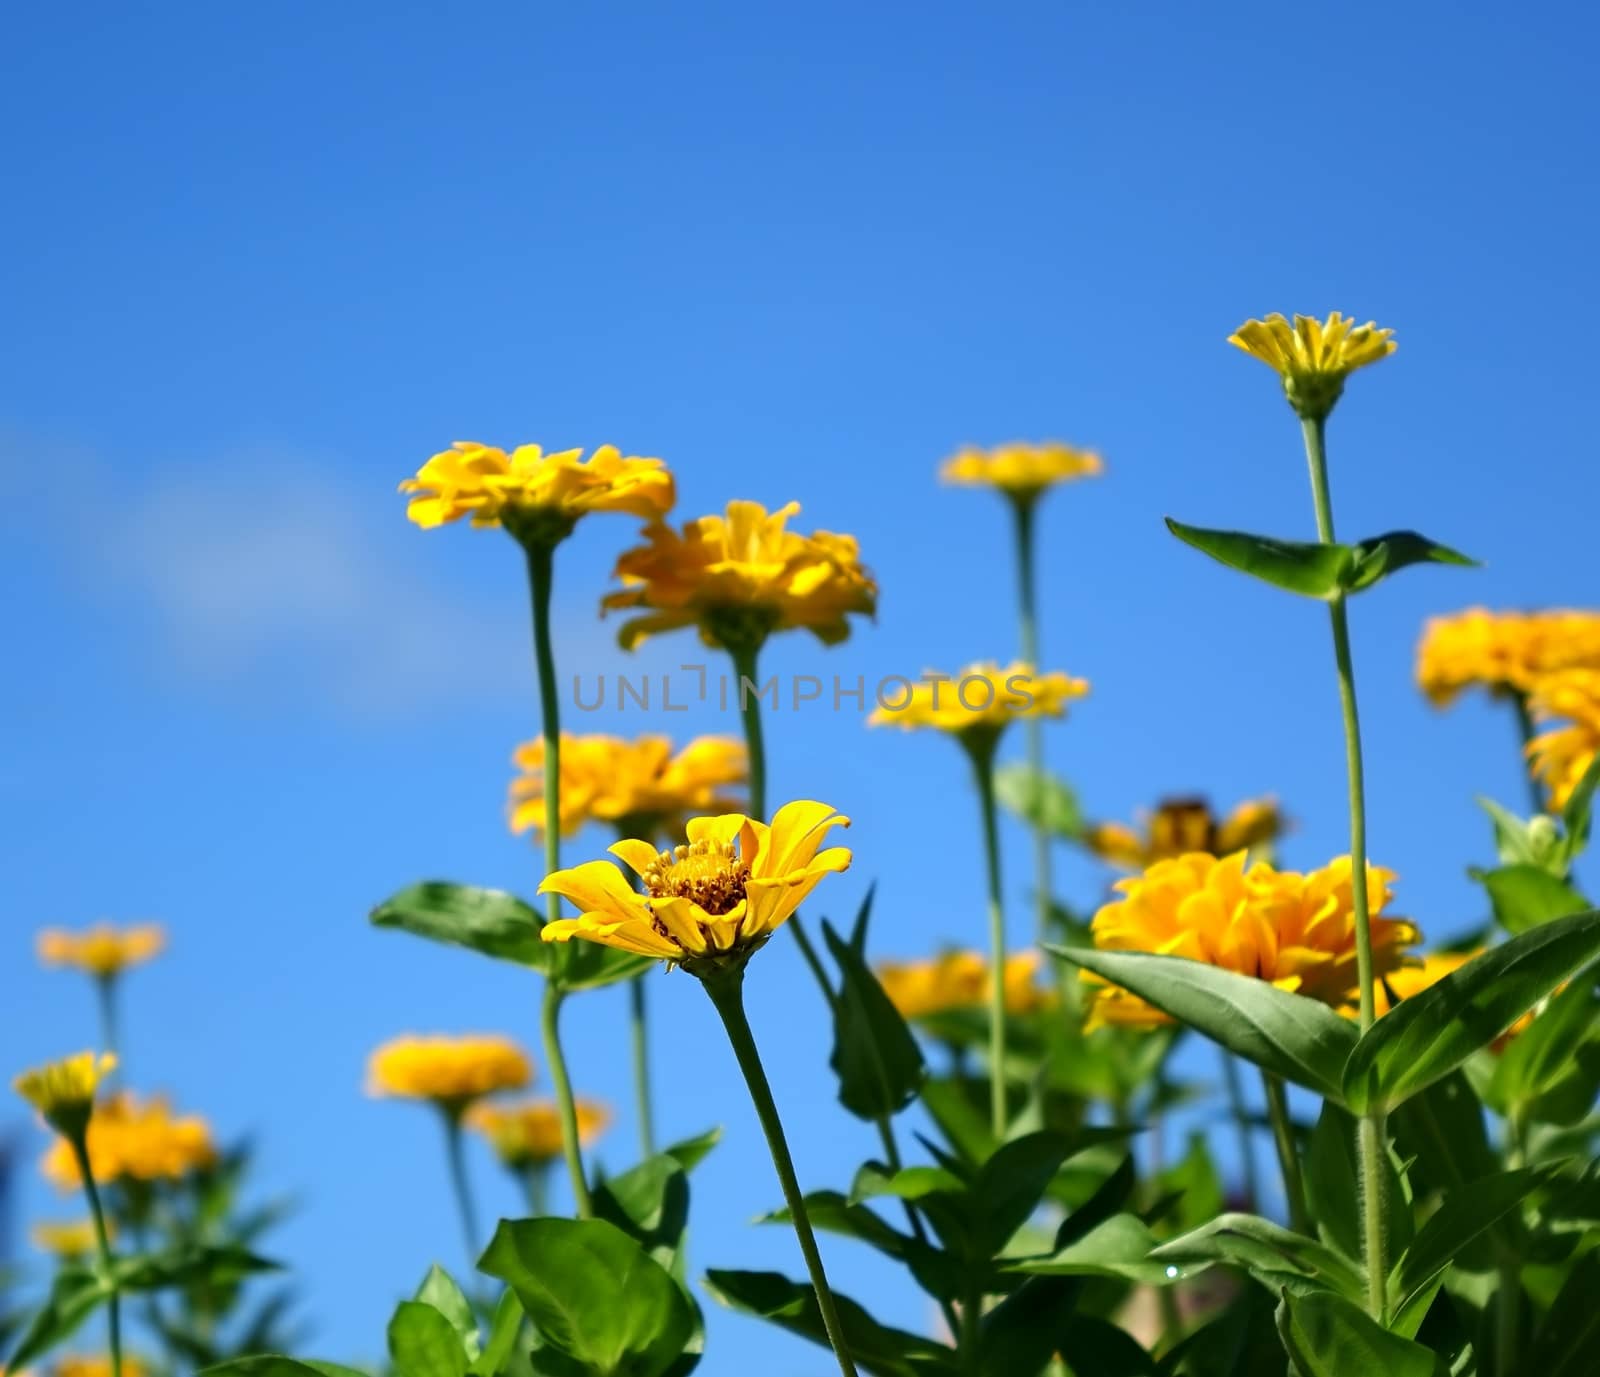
867, 661, 1088, 745
939, 441, 1104, 500
876, 950, 1048, 1019
37, 924, 165, 979
1416, 607, 1600, 707
1083, 796, 1284, 870
366, 1035, 533, 1110
1228, 311, 1396, 419
42, 1093, 216, 1189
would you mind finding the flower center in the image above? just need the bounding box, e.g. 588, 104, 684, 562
643, 838, 749, 916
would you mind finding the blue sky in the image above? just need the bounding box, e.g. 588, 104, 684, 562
5, 1, 1597, 1369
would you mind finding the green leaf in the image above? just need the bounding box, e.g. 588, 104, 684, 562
1303, 1102, 1411, 1262
115, 1244, 279, 1291
1275, 1290, 1444, 1377
414, 1267, 479, 1359
372, 882, 550, 965
1007, 1212, 1170, 1285
478, 1219, 694, 1377
822, 917, 926, 1120
1478, 866, 1588, 935
1150, 1214, 1365, 1302
759, 1191, 960, 1302
1477, 796, 1558, 869
1049, 946, 1358, 1102
1342, 531, 1478, 592
993, 763, 1084, 840
1525, 1249, 1600, 1376
1489, 978, 1600, 1111
469, 1292, 525, 1377
201, 1362, 369, 1377
970, 1132, 1074, 1259
389, 1301, 471, 1377
552, 943, 658, 993
5, 1267, 109, 1368
1342, 912, 1600, 1113
702, 1270, 957, 1377
660, 1126, 722, 1172
1559, 756, 1600, 865
1057, 1315, 1159, 1375
973, 1276, 1085, 1375
1165, 519, 1352, 599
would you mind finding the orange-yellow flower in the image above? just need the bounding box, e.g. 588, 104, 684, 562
37, 924, 165, 979
1527, 669, 1600, 809
602, 501, 876, 653
1086, 852, 1419, 1029
399, 442, 674, 542
54, 1357, 148, 1377
367, 1035, 533, 1110
467, 1097, 611, 1168
1228, 312, 1395, 419
1084, 797, 1285, 870
42, 1093, 216, 1190
867, 662, 1088, 746
508, 734, 746, 840
31, 1218, 108, 1257
876, 950, 1047, 1019
13, 1052, 116, 1136
940, 442, 1104, 499
540, 800, 852, 974
1416, 608, 1600, 707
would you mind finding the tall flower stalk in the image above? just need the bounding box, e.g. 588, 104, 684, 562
966, 733, 1010, 1138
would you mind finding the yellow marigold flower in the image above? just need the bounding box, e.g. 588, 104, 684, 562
540, 799, 852, 974
602, 500, 876, 653
508, 734, 746, 840
1417, 608, 1600, 708
55, 1357, 148, 1377
13, 1052, 116, 1136
37, 923, 165, 979
867, 661, 1088, 747
31, 1218, 108, 1257
939, 442, 1105, 500
1228, 312, 1395, 419
42, 1093, 216, 1190
1527, 669, 1600, 810
1086, 853, 1419, 1030
467, 1097, 611, 1168
367, 1035, 533, 1110
1084, 797, 1285, 870
876, 950, 1047, 1019
399, 442, 675, 545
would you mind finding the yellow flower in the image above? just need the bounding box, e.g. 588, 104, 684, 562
467, 1097, 611, 1167
867, 661, 1088, 748
1228, 312, 1395, 419
42, 1093, 216, 1190
876, 950, 1047, 1019
508, 734, 746, 840
31, 1218, 108, 1258
1086, 852, 1419, 1029
55, 1357, 148, 1377
1084, 797, 1285, 870
1417, 608, 1600, 708
602, 500, 876, 653
939, 442, 1105, 499
1527, 669, 1600, 810
367, 1035, 533, 1110
399, 442, 675, 544
13, 1052, 116, 1136
540, 799, 852, 974
37, 923, 165, 979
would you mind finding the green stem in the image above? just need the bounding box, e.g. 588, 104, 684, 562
1300, 413, 1386, 1320
1011, 496, 1054, 953
524, 1161, 550, 1217
1512, 691, 1546, 816
874, 1115, 961, 1338
1220, 1050, 1262, 1210
541, 982, 592, 1217
95, 976, 120, 1072
442, 1111, 480, 1264
629, 977, 657, 1158
702, 970, 858, 1377
729, 642, 834, 1000
1261, 1072, 1311, 1234
73, 1134, 122, 1377
968, 739, 1009, 1140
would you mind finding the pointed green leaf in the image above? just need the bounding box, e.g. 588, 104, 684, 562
1165, 519, 1351, 599
660, 1125, 722, 1172
371, 882, 550, 965
1525, 1249, 1600, 1376
1275, 1290, 1444, 1377
1478, 865, 1587, 934
201, 1362, 369, 1377
389, 1301, 470, 1377
414, 1267, 479, 1359
5, 1266, 110, 1368
1559, 756, 1600, 865
1007, 1212, 1171, 1285
822, 918, 926, 1120
971, 1132, 1074, 1258
1343, 531, 1479, 592
1389, 1168, 1546, 1318
1150, 1214, 1364, 1301
993, 763, 1084, 840
1488, 977, 1600, 1111
469, 1293, 524, 1377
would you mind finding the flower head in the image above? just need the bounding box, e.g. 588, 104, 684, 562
399, 442, 674, 546
877, 950, 1047, 1020
1084, 797, 1285, 870
367, 1035, 533, 1111
1417, 608, 1600, 708
1527, 669, 1600, 810
868, 662, 1088, 752
37, 923, 165, 979
940, 442, 1104, 501
540, 799, 852, 975
13, 1052, 116, 1137
467, 1097, 611, 1168
41, 1093, 216, 1190
1228, 312, 1395, 419
509, 734, 746, 840
55, 1357, 148, 1377
1086, 852, 1419, 1029
602, 501, 876, 653
31, 1218, 108, 1258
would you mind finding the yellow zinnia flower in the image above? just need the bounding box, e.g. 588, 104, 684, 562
399, 442, 675, 545
602, 500, 876, 653
867, 661, 1088, 748
939, 442, 1105, 500
467, 1097, 611, 1168
42, 1093, 216, 1190
367, 1035, 533, 1111
31, 1218, 108, 1258
1084, 797, 1285, 870
876, 950, 1047, 1020
1085, 852, 1419, 1030
508, 734, 746, 840
539, 799, 852, 975
1228, 312, 1396, 419
1527, 669, 1600, 810
55, 1357, 148, 1377
37, 923, 165, 979
1417, 608, 1600, 708
13, 1052, 116, 1136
